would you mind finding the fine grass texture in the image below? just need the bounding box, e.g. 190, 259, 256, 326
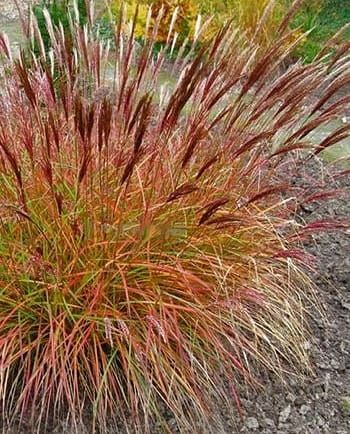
0, 1, 350, 432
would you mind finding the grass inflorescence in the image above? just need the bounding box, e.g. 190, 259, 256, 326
0, 2, 349, 432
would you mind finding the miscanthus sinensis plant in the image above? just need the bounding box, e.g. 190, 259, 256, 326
0, 2, 349, 432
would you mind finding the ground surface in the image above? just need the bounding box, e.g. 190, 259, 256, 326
0, 0, 29, 21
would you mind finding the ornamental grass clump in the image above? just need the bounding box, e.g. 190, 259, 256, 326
0, 3, 349, 432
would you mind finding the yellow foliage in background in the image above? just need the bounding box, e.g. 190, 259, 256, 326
111, 1, 288, 47
111, 0, 197, 41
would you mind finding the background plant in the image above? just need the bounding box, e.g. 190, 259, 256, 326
32, 0, 88, 53
0, 3, 350, 432
109, 0, 350, 61
203, 0, 286, 45
290, 0, 350, 62
111, 0, 286, 46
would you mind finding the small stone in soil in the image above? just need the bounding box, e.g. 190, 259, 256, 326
286, 393, 296, 402
264, 418, 275, 427
299, 404, 311, 415
245, 417, 259, 430
279, 404, 291, 423
331, 358, 340, 369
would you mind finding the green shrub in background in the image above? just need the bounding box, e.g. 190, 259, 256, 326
33, 0, 88, 53
290, 0, 350, 62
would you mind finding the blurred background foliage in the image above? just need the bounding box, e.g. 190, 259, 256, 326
290, 0, 350, 62
32, 0, 350, 63
109, 0, 350, 61
111, 0, 284, 46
